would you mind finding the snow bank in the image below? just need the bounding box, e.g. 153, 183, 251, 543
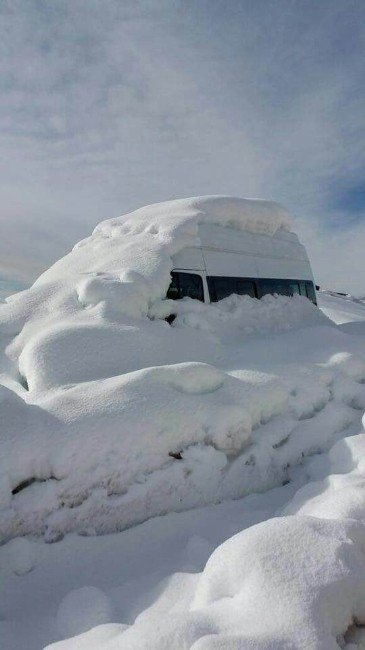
152, 291, 324, 341
0, 195, 364, 542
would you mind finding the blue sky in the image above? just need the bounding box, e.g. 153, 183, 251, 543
0, 0, 364, 292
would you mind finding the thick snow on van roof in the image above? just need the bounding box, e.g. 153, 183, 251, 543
95, 195, 293, 237
35, 195, 292, 288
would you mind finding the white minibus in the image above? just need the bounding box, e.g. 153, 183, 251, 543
167, 222, 316, 305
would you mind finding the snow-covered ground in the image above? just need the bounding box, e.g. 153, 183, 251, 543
318, 290, 365, 331
1, 197, 365, 649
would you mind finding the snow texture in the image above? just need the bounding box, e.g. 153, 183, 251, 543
56, 587, 114, 638
2, 536, 36, 575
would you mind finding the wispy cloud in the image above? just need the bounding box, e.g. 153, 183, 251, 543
0, 0, 364, 292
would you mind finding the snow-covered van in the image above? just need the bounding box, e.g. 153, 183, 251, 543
167, 222, 316, 305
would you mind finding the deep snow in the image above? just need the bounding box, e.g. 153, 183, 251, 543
0, 196, 328, 543
1, 198, 365, 649
1, 384, 365, 648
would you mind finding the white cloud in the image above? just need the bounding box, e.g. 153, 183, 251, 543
0, 0, 364, 293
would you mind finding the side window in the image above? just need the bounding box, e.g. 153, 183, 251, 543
259, 279, 317, 304
236, 280, 256, 298
259, 279, 291, 297
208, 277, 237, 302
207, 277, 257, 302
166, 272, 204, 302
288, 281, 300, 295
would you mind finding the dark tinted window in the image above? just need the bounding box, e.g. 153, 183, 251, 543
166, 272, 204, 302
167, 274, 317, 306
259, 279, 292, 297
259, 279, 316, 304
207, 277, 256, 302
288, 281, 300, 295
236, 280, 257, 298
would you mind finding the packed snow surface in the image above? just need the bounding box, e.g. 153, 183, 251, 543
1, 198, 365, 649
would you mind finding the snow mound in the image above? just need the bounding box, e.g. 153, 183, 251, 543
152, 291, 324, 341
192, 516, 365, 648
45, 519, 365, 650
44, 433, 365, 650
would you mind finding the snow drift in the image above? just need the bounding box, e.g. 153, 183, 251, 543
0, 196, 364, 543
43, 433, 365, 650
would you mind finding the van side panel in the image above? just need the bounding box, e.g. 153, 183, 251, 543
202, 249, 260, 277
171, 223, 315, 284
171, 247, 205, 271
198, 223, 308, 257
256, 256, 313, 281
198, 223, 314, 282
